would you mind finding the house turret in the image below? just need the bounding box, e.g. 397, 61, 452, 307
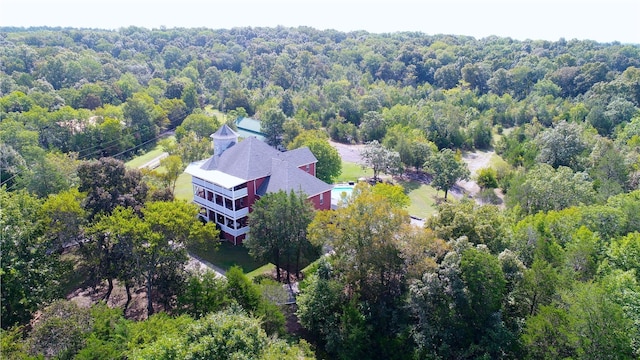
211, 124, 239, 157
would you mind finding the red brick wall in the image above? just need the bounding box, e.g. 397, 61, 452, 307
297, 162, 316, 176
246, 177, 267, 211
307, 190, 331, 211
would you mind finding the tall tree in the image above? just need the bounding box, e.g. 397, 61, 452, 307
425, 148, 470, 200
507, 164, 595, 215
288, 130, 342, 183
360, 140, 402, 181
158, 154, 184, 195
308, 184, 408, 310
535, 120, 587, 171
0, 188, 70, 329
246, 190, 317, 281
409, 240, 514, 359
84, 207, 144, 309
138, 201, 219, 316
40, 188, 86, 252
261, 107, 286, 147
77, 157, 149, 219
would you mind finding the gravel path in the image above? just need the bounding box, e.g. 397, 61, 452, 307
329, 140, 365, 164
455, 150, 494, 198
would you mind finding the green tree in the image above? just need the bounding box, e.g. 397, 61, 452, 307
371, 182, 410, 208
77, 157, 149, 219
359, 111, 387, 142
246, 190, 317, 281
130, 309, 307, 359
409, 241, 514, 359
521, 305, 576, 360
296, 260, 345, 351
0, 188, 70, 329
123, 92, 164, 145
288, 130, 342, 183
18, 150, 80, 198
535, 120, 587, 171
307, 183, 409, 358
425, 148, 470, 200
476, 167, 498, 189
563, 281, 635, 359
40, 188, 86, 252
27, 300, 93, 359
139, 201, 219, 316
360, 140, 402, 180
507, 164, 594, 215
427, 198, 508, 253
606, 232, 640, 281
225, 266, 285, 336
175, 112, 220, 141
158, 154, 184, 195
261, 107, 286, 147
159, 98, 188, 129
84, 207, 144, 308
181, 83, 198, 112
177, 269, 228, 319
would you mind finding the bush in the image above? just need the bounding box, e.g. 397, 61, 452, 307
476, 167, 498, 189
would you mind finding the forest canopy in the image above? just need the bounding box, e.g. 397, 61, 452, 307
1, 26, 640, 359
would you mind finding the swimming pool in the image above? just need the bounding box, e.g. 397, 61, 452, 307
331, 185, 354, 203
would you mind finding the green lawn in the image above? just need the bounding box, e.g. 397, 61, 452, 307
399, 180, 439, 220
335, 161, 372, 183
174, 172, 193, 201
188, 240, 267, 274
125, 146, 166, 169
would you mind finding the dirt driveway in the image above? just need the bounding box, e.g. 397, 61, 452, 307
329, 140, 365, 164
455, 150, 494, 198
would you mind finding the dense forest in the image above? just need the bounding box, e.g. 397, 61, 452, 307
1, 26, 640, 359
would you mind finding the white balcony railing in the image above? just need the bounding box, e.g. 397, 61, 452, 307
219, 223, 249, 237
193, 196, 249, 218
192, 177, 247, 199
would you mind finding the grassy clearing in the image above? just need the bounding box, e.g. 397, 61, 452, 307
335, 161, 372, 183
188, 240, 266, 274
125, 146, 165, 169
246, 263, 276, 279
399, 180, 439, 219
204, 106, 227, 122
174, 172, 193, 201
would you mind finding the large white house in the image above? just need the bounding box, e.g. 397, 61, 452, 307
185, 125, 332, 245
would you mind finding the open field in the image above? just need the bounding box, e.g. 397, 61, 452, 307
335, 161, 372, 183
399, 180, 439, 220
174, 172, 193, 201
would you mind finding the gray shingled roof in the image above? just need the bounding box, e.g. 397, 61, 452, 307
256, 159, 332, 197
199, 137, 319, 181
210, 124, 239, 139
278, 147, 317, 166
195, 136, 330, 196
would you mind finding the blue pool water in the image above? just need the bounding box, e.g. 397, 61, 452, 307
331, 185, 354, 203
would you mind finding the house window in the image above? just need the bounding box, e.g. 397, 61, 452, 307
319, 192, 324, 205
305, 164, 310, 172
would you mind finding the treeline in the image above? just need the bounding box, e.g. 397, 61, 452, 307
1, 26, 640, 359
1, 26, 639, 197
